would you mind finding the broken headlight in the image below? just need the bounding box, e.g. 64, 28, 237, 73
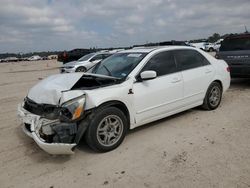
60, 96, 85, 122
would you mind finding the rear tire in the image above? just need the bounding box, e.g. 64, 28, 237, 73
202, 82, 222, 110
85, 107, 128, 152
76, 66, 87, 72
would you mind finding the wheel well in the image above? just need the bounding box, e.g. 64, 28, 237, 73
98, 101, 130, 129
213, 80, 223, 91
76, 66, 86, 70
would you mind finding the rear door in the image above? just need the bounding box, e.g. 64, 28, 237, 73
133, 50, 183, 125
174, 49, 214, 105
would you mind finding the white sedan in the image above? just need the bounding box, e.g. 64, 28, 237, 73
18, 46, 230, 154
60, 52, 113, 73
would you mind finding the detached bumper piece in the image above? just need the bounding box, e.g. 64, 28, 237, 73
17, 104, 77, 155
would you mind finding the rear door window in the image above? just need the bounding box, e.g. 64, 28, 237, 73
90, 54, 103, 61
174, 50, 209, 71
102, 54, 112, 59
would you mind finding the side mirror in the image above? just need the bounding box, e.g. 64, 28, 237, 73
139, 70, 157, 81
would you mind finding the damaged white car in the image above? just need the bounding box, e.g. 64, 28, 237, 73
18, 46, 230, 155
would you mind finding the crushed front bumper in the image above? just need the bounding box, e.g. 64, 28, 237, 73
17, 104, 77, 155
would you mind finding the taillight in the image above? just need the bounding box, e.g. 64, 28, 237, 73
226, 67, 230, 72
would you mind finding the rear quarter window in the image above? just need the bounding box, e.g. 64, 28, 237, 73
174, 49, 210, 71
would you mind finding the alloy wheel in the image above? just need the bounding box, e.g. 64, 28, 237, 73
208, 86, 221, 107
96, 115, 124, 147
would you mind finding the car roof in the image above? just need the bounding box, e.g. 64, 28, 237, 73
119, 47, 158, 53
225, 33, 250, 39
118, 46, 195, 54
95, 51, 113, 55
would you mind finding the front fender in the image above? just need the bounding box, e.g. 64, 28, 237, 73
84, 81, 135, 126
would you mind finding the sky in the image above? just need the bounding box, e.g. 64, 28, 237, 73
0, 0, 249, 53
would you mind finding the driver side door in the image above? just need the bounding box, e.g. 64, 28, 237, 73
132, 51, 183, 126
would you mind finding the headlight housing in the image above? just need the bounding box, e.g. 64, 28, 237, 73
60, 96, 85, 122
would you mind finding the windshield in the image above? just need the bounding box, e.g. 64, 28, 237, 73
78, 53, 95, 61
92, 52, 147, 79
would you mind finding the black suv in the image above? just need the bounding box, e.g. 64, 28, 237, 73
216, 33, 250, 77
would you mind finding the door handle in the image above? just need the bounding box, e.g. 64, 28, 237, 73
171, 77, 181, 83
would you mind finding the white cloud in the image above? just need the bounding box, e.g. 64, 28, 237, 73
125, 15, 144, 25
155, 19, 167, 27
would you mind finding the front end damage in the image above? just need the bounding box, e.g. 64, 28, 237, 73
19, 107, 77, 154
17, 73, 122, 154
17, 96, 87, 155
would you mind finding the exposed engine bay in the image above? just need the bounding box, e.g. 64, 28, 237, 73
71, 74, 121, 90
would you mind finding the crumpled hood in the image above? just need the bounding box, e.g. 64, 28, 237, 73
28, 73, 84, 105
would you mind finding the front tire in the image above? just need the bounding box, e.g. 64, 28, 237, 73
202, 82, 222, 110
75, 66, 87, 72
209, 47, 214, 52
85, 107, 128, 152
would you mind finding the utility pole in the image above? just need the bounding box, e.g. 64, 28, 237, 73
245, 25, 248, 33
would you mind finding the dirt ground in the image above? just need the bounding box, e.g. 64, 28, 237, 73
0, 59, 249, 188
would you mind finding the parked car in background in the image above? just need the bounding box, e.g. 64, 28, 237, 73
28, 55, 41, 61
214, 39, 224, 51
205, 43, 215, 52
205, 39, 224, 52
18, 46, 230, 154
216, 33, 250, 77
3, 57, 19, 62
57, 49, 95, 64
48, 55, 58, 60
60, 51, 115, 73
190, 42, 206, 50
42, 56, 49, 60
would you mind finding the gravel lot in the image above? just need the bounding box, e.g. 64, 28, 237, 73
0, 59, 249, 188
